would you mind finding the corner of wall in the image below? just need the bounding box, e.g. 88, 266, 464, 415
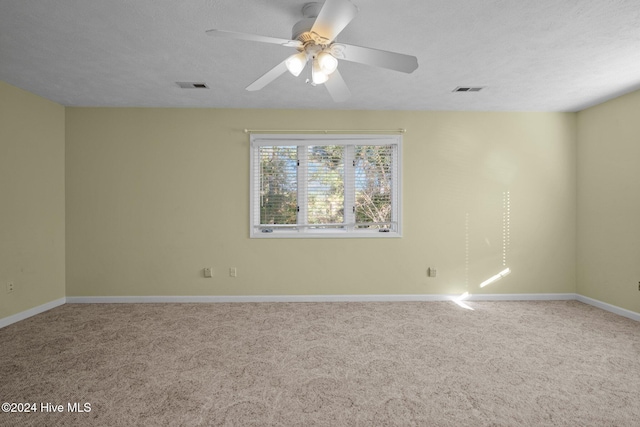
0, 81, 66, 321
575, 89, 640, 313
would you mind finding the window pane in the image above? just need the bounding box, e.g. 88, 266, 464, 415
307, 145, 344, 226
259, 146, 297, 225
355, 145, 393, 229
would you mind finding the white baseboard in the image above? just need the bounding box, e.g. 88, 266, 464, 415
576, 295, 640, 322
0, 297, 66, 329
66, 293, 577, 304
67, 295, 453, 303
4, 294, 637, 328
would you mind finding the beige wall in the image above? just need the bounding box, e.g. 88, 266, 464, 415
8, 78, 640, 315
0, 81, 65, 319
65, 108, 576, 297
577, 90, 640, 313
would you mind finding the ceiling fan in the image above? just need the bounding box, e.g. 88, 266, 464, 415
205, 0, 418, 102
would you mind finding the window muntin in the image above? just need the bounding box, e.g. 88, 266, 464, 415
250, 134, 401, 238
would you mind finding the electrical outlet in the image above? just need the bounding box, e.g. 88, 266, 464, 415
203, 268, 213, 278
7, 281, 15, 293
428, 267, 437, 278
229, 267, 237, 278
638, 281, 640, 291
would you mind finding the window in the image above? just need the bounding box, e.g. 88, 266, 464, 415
250, 134, 402, 238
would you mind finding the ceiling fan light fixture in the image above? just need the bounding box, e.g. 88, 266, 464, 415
311, 58, 329, 84
285, 52, 308, 77
317, 50, 338, 75
206, 0, 418, 101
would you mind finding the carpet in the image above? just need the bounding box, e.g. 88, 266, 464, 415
1, 300, 639, 426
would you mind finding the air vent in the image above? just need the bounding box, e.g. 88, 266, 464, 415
176, 82, 209, 89
453, 86, 484, 92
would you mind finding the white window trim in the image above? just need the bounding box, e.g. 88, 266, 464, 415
250, 134, 402, 239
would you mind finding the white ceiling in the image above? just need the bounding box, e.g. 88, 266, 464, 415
1, 0, 639, 112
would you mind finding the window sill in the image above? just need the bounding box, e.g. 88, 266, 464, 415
250, 230, 402, 239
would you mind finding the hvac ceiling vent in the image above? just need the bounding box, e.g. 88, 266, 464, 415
176, 82, 209, 89
453, 86, 484, 92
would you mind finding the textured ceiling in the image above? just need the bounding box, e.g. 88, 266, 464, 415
1, 0, 639, 111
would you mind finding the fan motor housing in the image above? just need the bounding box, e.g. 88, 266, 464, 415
293, 2, 325, 44
292, 18, 316, 43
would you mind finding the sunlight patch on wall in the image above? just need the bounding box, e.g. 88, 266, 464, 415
502, 191, 511, 266
465, 212, 470, 288
479, 268, 512, 288
452, 292, 474, 310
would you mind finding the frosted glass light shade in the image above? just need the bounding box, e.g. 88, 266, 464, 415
285, 52, 307, 77
317, 51, 338, 75
312, 59, 329, 84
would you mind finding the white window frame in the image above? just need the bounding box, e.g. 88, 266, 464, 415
250, 134, 402, 239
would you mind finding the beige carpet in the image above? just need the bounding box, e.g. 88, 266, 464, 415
1, 300, 639, 426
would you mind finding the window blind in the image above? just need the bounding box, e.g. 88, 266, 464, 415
354, 145, 395, 229
257, 146, 297, 225
306, 145, 345, 227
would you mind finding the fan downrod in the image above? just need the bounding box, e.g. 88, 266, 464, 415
292, 2, 324, 43
301, 2, 322, 19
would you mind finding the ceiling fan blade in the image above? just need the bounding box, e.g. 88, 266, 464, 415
324, 69, 351, 102
336, 43, 418, 73
206, 29, 302, 48
246, 59, 289, 91
310, 0, 358, 43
